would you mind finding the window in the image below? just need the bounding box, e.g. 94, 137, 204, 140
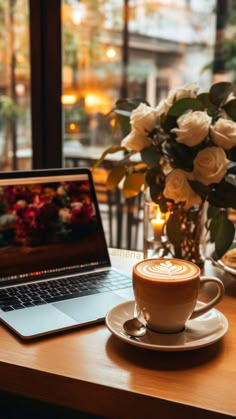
0, 0, 31, 171
62, 0, 220, 167
1, 0, 236, 171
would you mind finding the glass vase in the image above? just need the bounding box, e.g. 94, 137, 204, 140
143, 199, 170, 259
143, 191, 207, 267
165, 203, 207, 269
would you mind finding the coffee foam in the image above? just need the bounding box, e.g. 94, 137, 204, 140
136, 259, 199, 281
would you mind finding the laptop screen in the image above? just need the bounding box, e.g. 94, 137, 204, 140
0, 168, 110, 283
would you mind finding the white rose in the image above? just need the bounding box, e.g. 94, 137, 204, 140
193, 147, 228, 185
171, 111, 211, 147
121, 129, 152, 152
210, 118, 236, 150
155, 83, 198, 116
173, 83, 198, 101
163, 169, 202, 209
130, 103, 157, 134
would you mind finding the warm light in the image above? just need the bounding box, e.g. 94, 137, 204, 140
69, 123, 76, 131
67, 122, 80, 133
151, 206, 166, 241
16, 54, 25, 63
72, 10, 82, 24
83, 91, 111, 113
85, 92, 110, 113
15, 83, 25, 96
61, 94, 77, 105
71, 4, 86, 25
110, 117, 116, 128
85, 94, 101, 107
106, 47, 116, 59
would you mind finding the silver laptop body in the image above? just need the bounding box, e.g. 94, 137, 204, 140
0, 168, 133, 339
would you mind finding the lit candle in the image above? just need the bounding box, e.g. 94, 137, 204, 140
151, 207, 165, 241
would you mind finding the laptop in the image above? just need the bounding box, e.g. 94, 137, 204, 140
0, 167, 133, 339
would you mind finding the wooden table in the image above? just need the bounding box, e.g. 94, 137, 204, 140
0, 249, 236, 419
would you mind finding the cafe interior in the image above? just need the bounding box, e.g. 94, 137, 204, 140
0, 0, 236, 418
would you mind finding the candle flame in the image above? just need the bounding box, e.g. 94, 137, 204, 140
154, 206, 170, 222
155, 206, 162, 221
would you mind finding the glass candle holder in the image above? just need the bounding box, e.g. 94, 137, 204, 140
143, 200, 168, 259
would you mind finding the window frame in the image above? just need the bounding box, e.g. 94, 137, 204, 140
29, 0, 62, 169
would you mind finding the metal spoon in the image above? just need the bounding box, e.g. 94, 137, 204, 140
123, 317, 146, 337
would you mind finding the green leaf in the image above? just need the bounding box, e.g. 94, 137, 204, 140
213, 215, 235, 259
227, 146, 236, 162
208, 181, 236, 209
115, 97, 147, 112
209, 212, 235, 258
197, 93, 217, 116
209, 82, 233, 106
123, 172, 146, 198
167, 140, 195, 170
141, 146, 161, 168
209, 214, 221, 242
106, 164, 126, 190
93, 145, 124, 168
197, 93, 211, 107
188, 180, 208, 201
163, 98, 203, 132
158, 196, 169, 213
0, 95, 22, 120
149, 183, 164, 203
115, 113, 131, 134
145, 166, 162, 186
207, 205, 221, 220
223, 99, 236, 121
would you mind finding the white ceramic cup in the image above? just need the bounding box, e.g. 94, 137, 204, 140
133, 258, 225, 333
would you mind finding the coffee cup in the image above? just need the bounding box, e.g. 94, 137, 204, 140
133, 258, 225, 334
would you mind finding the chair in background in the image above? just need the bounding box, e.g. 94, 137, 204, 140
122, 193, 144, 250
92, 168, 144, 250
92, 168, 121, 248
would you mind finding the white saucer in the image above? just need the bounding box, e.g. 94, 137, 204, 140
218, 259, 236, 276
105, 300, 228, 351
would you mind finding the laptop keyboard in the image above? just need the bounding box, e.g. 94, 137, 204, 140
0, 270, 131, 312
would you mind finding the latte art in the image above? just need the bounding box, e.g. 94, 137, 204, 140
136, 259, 199, 280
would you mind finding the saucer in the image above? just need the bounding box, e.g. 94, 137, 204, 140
218, 259, 236, 276
105, 300, 228, 351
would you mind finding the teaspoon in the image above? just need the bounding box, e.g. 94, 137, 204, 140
123, 317, 146, 338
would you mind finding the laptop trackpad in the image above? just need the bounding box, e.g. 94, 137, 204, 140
54, 292, 126, 323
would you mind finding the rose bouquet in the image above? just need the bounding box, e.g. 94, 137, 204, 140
97, 82, 236, 262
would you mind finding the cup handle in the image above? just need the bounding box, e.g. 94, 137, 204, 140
190, 276, 225, 320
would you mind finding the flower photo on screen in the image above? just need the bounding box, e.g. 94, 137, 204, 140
0, 180, 97, 247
